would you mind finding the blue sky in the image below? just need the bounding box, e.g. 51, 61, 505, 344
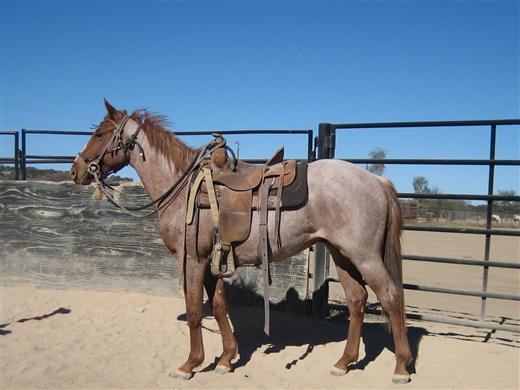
1, 0, 518, 196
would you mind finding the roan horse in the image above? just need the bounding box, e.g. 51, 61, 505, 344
70, 100, 412, 383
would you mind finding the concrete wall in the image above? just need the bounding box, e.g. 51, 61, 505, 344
0, 181, 309, 302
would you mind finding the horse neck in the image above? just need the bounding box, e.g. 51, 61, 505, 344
125, 121, 188, 204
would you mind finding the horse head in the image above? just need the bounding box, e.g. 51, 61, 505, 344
70, 99, 137, 184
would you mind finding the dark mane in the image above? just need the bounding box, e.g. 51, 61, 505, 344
130, 110, 196, 171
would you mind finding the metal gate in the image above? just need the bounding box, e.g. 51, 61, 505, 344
312, 119, 520, 333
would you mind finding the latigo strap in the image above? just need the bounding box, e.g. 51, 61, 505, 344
257, 175, 273, 336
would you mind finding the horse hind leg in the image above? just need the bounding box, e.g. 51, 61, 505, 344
204, 270, 239, 373
328, 247, 368, 376
354, 255, 413, 383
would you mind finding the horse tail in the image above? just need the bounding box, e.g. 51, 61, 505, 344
377, 176, 406, 332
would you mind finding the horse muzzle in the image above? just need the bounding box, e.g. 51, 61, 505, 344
70, 157, 93, 185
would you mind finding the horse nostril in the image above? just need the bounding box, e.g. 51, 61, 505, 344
70, 168, 76, 179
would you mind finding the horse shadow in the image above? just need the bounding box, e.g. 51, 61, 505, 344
177, 281, 427, 373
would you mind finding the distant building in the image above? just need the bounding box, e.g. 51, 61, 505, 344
400, 199, 418, 220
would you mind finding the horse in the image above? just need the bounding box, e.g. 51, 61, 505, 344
70, 100, 413, 383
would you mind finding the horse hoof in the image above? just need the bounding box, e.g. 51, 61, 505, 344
231, 353, 240, 364
330, 367, 347, 376
392, 374, 411, 384
215, 364, 231, 374
173, 369, 193, 380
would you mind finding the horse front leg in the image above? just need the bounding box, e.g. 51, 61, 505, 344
204, 271, 239, 373
175, 256, 206, 380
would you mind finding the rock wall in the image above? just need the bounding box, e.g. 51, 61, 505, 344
0, 181, 309, 303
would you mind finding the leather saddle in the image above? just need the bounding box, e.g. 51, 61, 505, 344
191, 143, 305, 252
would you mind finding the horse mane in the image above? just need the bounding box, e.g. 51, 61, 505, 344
130, 110, 197, 171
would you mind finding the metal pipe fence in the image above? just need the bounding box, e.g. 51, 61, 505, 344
17, 128, 314, 179
0, 131, 20, 180
327, 300, 520, 333
315, 119, 520, 332
4, 119, 519, 332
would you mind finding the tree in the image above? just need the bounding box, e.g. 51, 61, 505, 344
412, 176, 470, 216
413, 176, 430, 194
367, 148, 386, 176
496, 189, 520, 214
497, 190, 517, 206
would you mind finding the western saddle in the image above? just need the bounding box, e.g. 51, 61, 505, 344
185, 134, 307, 335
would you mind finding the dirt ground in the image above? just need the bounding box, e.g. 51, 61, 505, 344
1, 285, 519, 389
1, 232, 519, 389
329, 230, 520, 321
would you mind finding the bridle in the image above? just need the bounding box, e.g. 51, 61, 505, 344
77, 115, 230, 218
78, 115, 146, 180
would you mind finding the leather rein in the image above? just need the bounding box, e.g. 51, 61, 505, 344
78, 115, 225, 218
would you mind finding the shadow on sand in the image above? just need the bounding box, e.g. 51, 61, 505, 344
0, 307, 71, 335
177, 280, 427, 373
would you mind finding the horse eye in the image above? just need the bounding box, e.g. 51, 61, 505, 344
95, 132, 103, 139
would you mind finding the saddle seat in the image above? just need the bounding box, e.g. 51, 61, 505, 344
210, 148, 297, 191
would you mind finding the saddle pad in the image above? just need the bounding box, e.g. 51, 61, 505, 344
272, 160, 308, 209
197, 161, 308, 211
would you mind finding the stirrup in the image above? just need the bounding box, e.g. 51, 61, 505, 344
211, 242, 235, 278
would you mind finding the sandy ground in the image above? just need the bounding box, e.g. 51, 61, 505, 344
1, 284, 519, 389
329, 231, 520, 320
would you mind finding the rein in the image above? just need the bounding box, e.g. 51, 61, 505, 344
81, 116, 226, 218
96, 142, 219, 218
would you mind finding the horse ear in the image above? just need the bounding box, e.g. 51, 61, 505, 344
104, 98, 118, 118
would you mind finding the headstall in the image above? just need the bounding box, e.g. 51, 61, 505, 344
78, 115, 146, 179
77, 116, 228, 218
